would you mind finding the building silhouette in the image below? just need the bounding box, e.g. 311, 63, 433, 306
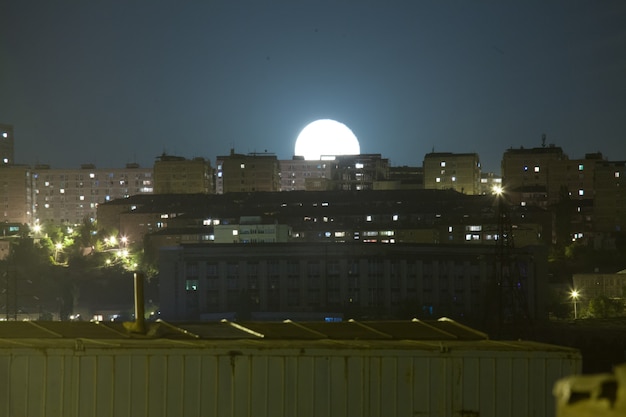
216, 149, 280, 194
423, 152, 481, 195
153, 154, 212, 194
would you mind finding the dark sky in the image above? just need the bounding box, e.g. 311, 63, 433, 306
1, 1, 625, 172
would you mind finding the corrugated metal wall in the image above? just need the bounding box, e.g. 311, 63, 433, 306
0, 345, 580, 417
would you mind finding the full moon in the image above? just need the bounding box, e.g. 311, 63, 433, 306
294, 119, 360, 160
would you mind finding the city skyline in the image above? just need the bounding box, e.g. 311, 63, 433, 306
1, 1, 625, 172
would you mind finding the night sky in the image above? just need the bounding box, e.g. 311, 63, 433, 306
1, 1, 624, 172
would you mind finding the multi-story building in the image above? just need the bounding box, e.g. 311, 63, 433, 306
153, 154, 212, 194
216, 149, 280, 194
479, 172, 502, 195
423, 152, 481, 195
0, 164, 34, 225
0, 123, 14, 166
501, 144, 567, 207
572, 269, 626, 303
593, 161, 626, 233
213, 217, 291, 243
100, 189, 548, 262
546, 153, 601, 205
373, 165, 424, 190
278, 157, 332, 191
33, 163, 153, 226
158, 242, 547, 322
329, 154, 390, 191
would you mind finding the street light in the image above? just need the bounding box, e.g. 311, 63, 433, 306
54, 242, 63, 262
570, 290, 580, 319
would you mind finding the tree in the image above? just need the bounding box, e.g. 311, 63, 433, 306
586, 296, 624, 318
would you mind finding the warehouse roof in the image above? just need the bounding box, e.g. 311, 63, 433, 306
0, 318, 580, 355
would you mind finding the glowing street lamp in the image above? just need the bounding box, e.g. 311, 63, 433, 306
54, 242, 63, 262
570, 290, 580, 319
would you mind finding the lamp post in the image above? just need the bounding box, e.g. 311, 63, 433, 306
571, 290, 580, 319
54, 242, 63, 263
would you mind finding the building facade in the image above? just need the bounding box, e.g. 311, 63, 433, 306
0, 164, 34, 225
216, 150, 280, 194
423, 152, 481, 195
593, 160, 626, 233
330, 154, 390, 191
501, 144, 566, 206
153, 154, 212, 194
278, 157, 332, 191
33, 163, 153, 226
158, 242, 547, 322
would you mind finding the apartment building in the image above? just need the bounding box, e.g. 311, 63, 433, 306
278, 157, 332, 191
153, 154, 213, 194
0, 164, 34, 225
215, 149, 280, 194
501, 144, 567, 207
423, 152, 481, 195
33, 163, 153, 226
593, 161, 626, 233
322, 154, 389, 191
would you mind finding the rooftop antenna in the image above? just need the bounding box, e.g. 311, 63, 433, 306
541, 134, 546, 148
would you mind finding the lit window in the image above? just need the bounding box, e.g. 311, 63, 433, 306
481, 178, 487, 183
334, 231, 345, 237
448, 226, 453, 233
578, 164, 584, 171
2, 158, 7, 164
185, 280, 198, 291
232, 230, 238, 236
534, 166, 540, 173
2, 132, 7, 138
44, 181, 50, 186
467, 225, 482, 232
465, 234, 472, 241
392, 214, 398, 221
615, 171, 620, 178
90, 173, 95, 178
578, 189, 584, 196
523, 166, 528, 171
451, 176, 456, 182
521, 201, 526, 207
355, 163, 364, 169
60, 189, 65, 194
240, 163, 245, 169
577, 206, 581, 213
436, 177, 441, 183
79, 195, 85, 201
44, 203, 50, 208
366, 215, 372, 222
440, 161, 446, 167
217, 172, 223, 178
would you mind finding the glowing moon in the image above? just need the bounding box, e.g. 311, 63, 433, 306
294, 119, 360, 160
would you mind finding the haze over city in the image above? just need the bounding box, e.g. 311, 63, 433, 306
1, 1, 625, 172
